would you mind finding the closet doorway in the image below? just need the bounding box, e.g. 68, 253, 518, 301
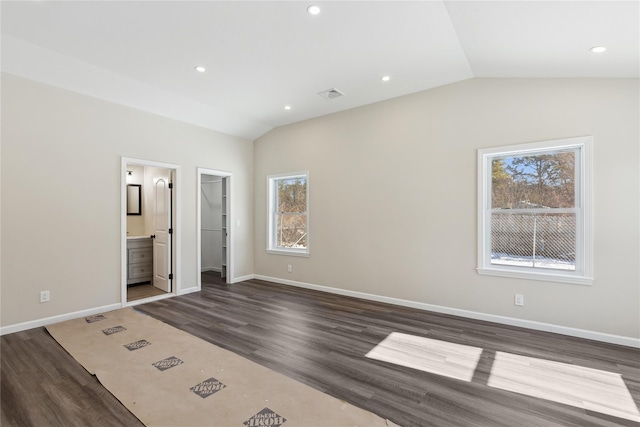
197, 168, 232, 288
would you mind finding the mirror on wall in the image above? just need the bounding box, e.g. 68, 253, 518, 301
127, 184, 142, 215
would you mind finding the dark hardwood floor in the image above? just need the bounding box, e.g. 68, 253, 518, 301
2, 272, 639, 426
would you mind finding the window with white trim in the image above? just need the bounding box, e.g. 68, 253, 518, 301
477, 136, 593, 285
267, 172, 309, 256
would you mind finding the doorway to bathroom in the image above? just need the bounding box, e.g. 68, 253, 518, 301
197, 168, 232, 289
122, 158, 180, 304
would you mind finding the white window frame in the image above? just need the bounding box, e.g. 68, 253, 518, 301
267, 171, 310, 257
477, 136, 593, 285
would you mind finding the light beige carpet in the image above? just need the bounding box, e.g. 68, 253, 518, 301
46, 308, 396, 427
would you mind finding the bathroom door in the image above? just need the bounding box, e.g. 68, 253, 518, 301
153, 173, 172, 292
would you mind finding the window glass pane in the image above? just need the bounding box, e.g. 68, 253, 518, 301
492, 151, 575, 209
491, 212, 576, 271
276, 178, 307, 214
275, 214, 307, 248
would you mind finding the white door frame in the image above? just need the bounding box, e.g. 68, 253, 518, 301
197, 168, 233, 289
121, 157, 181, 306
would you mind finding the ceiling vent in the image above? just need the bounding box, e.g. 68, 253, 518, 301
318, 88, 345, 100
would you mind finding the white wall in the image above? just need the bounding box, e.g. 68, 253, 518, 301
3, 73, 638, 342
1, 73, 254, 328
254, 78, 640, 340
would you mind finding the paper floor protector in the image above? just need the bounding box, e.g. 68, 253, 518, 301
47, 308, 395, 427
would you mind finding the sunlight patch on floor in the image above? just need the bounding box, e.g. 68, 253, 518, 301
488, 351, 640, 422
365, 332, 483, 382
366, 333, 639, 422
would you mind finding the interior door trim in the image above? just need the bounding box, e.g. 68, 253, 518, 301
121, 157, 181, 306
197, 167, 233, 290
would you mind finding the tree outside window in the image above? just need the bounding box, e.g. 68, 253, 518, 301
478, 137, 593, 285
267, 173, 309, 256
491, 150, 577, 270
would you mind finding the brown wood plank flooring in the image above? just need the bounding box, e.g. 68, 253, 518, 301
2, 271, 639, 426
127, 283, 167, 302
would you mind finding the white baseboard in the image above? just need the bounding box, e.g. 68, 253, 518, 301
201, 267, 221, 273
7, 276, 636, 349
253, 275, 640, 349
0, 303, 122, 336
232, 274, 255, 284
124, 292, 176, 307
178, 286, 200, 296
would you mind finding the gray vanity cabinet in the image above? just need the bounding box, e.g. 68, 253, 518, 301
127, 238, 153, 285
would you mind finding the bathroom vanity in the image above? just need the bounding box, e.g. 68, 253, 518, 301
127, 237, 153, 285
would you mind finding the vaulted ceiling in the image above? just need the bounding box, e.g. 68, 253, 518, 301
2, 1, 638, 140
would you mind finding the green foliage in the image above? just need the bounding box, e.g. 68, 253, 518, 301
492, 159, 513, 208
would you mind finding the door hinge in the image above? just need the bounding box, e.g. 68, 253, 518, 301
168, 182, 173, 189
169, 273, 174, 280
169, 228, 173, 234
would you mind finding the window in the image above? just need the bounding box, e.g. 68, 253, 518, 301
477, 136, 592, 285
267, 172, 309, 256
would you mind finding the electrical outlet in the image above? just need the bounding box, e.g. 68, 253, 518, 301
40, 290, 50, 303
514, 293, 524, 306
287, 265, 292, 273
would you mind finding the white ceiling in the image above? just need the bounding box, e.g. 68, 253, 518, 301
2, 1, 638, 140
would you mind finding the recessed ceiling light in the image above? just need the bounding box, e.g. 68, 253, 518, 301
284, 105, 292, 110
307, 5, 320, 15
590, 46, 607, 53
194, 66, 206, 73
381, 75, 391, 82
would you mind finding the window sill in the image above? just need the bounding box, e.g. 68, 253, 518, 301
477, 267, 593, 286
267, 248, 309, 258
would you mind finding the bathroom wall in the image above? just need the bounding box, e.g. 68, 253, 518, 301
125, 164, 146, 236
